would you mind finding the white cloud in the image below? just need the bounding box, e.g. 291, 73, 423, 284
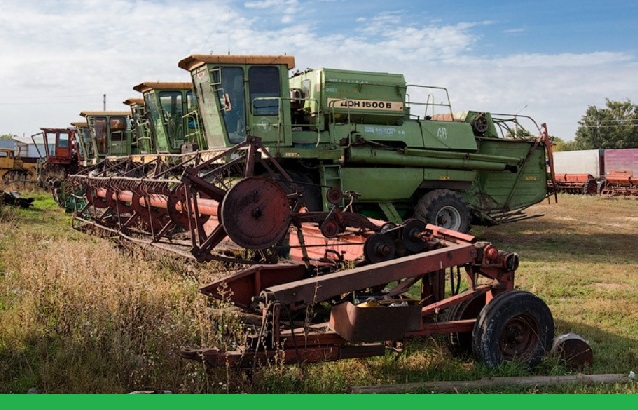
244, 0, 294, 9
0, 0, 636, 141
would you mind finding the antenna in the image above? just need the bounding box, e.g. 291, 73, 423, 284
514, 104, 527, 138
515, 104, 528, 116
227, 9, 231, 55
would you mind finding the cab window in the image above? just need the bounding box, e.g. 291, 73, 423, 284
248, 66, 280, 116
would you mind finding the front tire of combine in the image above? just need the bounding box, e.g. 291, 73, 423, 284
414, 189, 471, 233
472, 290, 554, 368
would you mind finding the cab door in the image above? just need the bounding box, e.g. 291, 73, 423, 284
247, 65, 291, 146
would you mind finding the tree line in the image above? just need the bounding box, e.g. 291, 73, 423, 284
554, 99, 638, 151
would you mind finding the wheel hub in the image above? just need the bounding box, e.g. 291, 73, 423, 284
436, 205, 462, 230
220, 177, 292, 250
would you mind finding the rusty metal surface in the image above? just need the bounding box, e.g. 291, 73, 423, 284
70, 137, 386, 264
181, 217, 531, 370
221, 177, 291, 249
551, 173, 598, 195
551, 333, 594, 370
329, 301, 422, 342
60, 135, 540, 371
261, 241, 476, 306
600, 170, 638, 197
200, 263, 307, 308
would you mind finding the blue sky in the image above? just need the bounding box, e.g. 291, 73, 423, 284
1, 0, 637, 142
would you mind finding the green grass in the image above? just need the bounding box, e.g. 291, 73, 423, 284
0, 190, 637, 393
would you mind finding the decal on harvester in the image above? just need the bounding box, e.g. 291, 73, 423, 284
327, 98, 404, 111
436, 127, 448, 140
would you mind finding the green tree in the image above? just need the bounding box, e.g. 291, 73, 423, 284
504, 125, 532, 139
574, 99, 638, 149
1, 134, 17, 140
551, 136, 578, 151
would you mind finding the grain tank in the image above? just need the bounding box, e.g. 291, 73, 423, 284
178, 54, 553, 232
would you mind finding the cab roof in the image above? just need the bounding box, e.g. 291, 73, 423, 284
178, 54, 295, 72
133, 82, 193, 93
79, 111, 131, 117
123, 98, 145, 106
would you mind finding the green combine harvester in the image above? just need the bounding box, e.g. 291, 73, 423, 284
171, 54, 555, 232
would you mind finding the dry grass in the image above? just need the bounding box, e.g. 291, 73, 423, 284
1, 190, 637, 393
0, 188, 243, 393
473, 195, 638, 382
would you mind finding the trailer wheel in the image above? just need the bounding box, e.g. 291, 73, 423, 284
443, 292, 486, 357
472, 290, 554, 368
414, 189, 471, 233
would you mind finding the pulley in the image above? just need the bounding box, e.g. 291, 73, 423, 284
401, 219, 427, 253
220, 177, 292, 250
363, 233, 396, 264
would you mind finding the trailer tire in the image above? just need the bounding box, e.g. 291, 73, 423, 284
443, 292, 487, 358
472, 290, 554, 368
414, 189, 471, 233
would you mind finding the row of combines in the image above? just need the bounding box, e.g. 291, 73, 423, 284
37, 54, 578, 371
550, 148, 638, 197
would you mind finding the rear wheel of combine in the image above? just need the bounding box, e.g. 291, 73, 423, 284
472, 290, 554, 368
414, 189, 471, 233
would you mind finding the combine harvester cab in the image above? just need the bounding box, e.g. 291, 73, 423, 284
79, 111, 134, 160
48, 111, 137, 210
38, 127, 82, 181
178, 54, 556, 232
133, 82, 204, 154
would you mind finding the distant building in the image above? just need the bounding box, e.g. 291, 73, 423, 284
8, 136, 47, 159
0, 139, 15, 150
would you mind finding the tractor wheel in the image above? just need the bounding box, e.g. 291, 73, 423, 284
414, 189, 471, 233
2, 170, 26, 184
472, 290, 554, 368
443, 292, 487, 358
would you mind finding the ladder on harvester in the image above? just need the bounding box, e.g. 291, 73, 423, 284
320, 164, 343, 211
85, 116, 99, 164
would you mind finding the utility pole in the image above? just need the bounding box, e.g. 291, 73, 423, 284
103, 94, 106, 111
